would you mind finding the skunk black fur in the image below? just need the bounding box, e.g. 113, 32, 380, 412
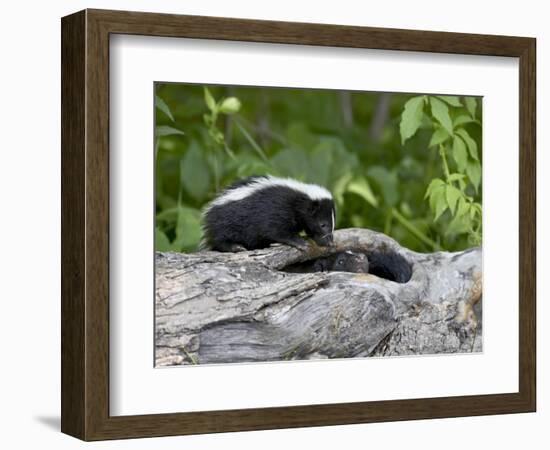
201, 176, 335, 252
285, 250, 369, 274
283, 249, 411, 283
366, 250, 412, 283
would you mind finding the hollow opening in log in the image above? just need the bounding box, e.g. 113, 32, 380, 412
281, 249, 412, 283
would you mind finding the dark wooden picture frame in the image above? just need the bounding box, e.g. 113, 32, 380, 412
61, 9, 536, 441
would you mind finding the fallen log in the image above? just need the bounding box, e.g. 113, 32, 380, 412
155, 228, 482, 366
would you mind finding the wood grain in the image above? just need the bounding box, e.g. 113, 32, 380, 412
61, 10, 86, 438
61, 8, 536, 440
155, 229, 483, 366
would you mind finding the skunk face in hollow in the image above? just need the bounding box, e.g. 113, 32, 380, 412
302, 198, 335, 246
201, 175, 335, 252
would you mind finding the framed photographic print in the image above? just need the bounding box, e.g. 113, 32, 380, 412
61, 9, 536, 441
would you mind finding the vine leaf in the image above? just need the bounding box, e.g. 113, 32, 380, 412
429, 127, 449, 147
464, 97, 477, 118
448, 173, 466, 183
445, 185, 461, 214
430, 97, 454, 135
446, 212, 470, 235
466, 161, 482, 192
436, 95, 462, 107
155, 95, 175, 122
456, 197, 470, 217
425, 178, 445, 199
432, 186, 448, 221
156, 125, 185, 137
455, 128, 479, 161
400, 96, 425, 144
453, 114, 474, 127
452, 136, 468, 172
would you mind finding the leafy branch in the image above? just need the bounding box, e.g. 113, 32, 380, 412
400, 95, 482, 245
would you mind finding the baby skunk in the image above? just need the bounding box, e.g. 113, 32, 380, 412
201, 175, 335, 252
285, 250, 370, 274
284, 250, 412, 283
311, 251, 369, 273
367, 250, 412, 283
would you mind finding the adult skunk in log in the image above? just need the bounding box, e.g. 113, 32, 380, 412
201, 175, 335, 252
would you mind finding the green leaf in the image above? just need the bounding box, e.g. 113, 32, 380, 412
313, 137, 357, 182
445, 185, 461, 215
453, 114, 474, 127
400, 96, 425, 144
219, 97, 242, 114
452, 136, 468, 172
456, 197, 470, 217
155, 95, 175, 122
464, 97, 477, 118
347, 176, 379, 208
173, 206, 202, 252
333, 172, 353, 206
429, 185, 447, 221
309, 143, 334, 187
429, 127, 450, 147
429, 97, 454, 135
156, 125, 185, 137
155, 227, 172, 251
436, 95, 462, 107
180, 141, 211, 202
429, 185, 441, 212
434, 196, 448, 221
448, 173, 466, 183
203, 87, 217, 112
156, 206, 179, 223
425, 178, 445, 199
470, 205, 477, 220
446, 212, 470, 236
270, 148, 310, 179
455, 128, 479, 161
466, 161, 482, 192
367, 166, 399, 207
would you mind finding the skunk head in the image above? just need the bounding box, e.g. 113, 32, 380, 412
302, 198, 335, 246
334, 250, 369, 273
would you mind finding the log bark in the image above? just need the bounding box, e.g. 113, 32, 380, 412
155, 228, 482, 366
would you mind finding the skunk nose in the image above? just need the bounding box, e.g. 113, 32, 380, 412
315, 233, 333, 247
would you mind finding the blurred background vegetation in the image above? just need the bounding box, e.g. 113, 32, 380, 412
155, 83, 482, 254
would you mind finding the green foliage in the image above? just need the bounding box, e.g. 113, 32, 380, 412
401, 95, 482, 246
399, 96, 425, 144
155, 83, 482, 253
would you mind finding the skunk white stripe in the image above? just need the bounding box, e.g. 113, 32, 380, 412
204, 176, 332, 213
331, 209, 335, 233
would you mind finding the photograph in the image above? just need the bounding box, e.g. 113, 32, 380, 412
56, 6, 536, 441
153, 83, 483, 366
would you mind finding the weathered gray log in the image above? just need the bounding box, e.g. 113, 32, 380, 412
155, 228, 482, 366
